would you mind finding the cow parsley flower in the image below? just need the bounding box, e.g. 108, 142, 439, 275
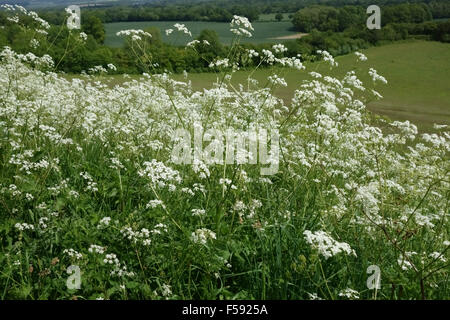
63, 248, 83, 260
230, 15, 254, 37
369, 68, 387, 84
191, 228, 216, 245
303, 230, 356, 259
354, 51, 367, 62
338, 288, 360, 299
317, 50, 338, 67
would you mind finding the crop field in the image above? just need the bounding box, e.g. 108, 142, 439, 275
104, 21, 298, 47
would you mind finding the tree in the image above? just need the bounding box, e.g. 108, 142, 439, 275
275, 13, 283, 22
82, 15, 105, 45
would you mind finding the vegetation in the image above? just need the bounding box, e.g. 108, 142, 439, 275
167, 41, 449, 131
291, 3, 434, 33
104, 21, 298, 47
1, 10, 449, 301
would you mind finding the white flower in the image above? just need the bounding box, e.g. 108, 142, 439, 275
191, 228, 216, 245
369, 68, 387, 84
116, 29, 152, 40
230, 15, 254, 37
338, 288, 360, 299
146, 199, 165, 209
248, 49, 259, 58
89, 244, 106, 254
429, 251, 447, 263
317, 50, 338, 67
303, 230, 356, 259
63, 248, 83, 260
272, 44, 288, 54
397, 252, 417, 271
15, 223, 34, 231
138, 159, 182, 189
354, 51, 367, 62
268, 75, 287, 87
98, 217, 111, 228
79, 32, 88, 41
173, 23, 192, 37
209, 58, 230, 69
186, 40, 200, 48
191, 208, 206, 217
107, 63, 117, 71
29, 39, 40, 49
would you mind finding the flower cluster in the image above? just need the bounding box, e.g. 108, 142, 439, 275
303, 230, 356, 259
230, 15, 254, 37
191, 228, 217, 245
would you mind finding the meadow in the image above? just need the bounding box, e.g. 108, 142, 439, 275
104, 21, 298, 47
104, 40, 450, 131
0, 10, 449, 301
181, 40, 450, 131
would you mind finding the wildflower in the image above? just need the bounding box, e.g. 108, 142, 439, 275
146, 199, 165, 209
248, 49, 259, 58
369, 68, 387, 84
268, 75, 287, 87
191, 208, 206, 217
186, 40, 200, 48
63, 249, 83, 260
116, 29, 152, 39
303, 230, 356, 259
191, 228, 216, 245
338, 288, 360, 299
397, 252, 417, 271
354, 51, 368, 62
161, 284, 172, 298
272, 44, 288, 54
307, 293, 323, 300
98, 217, 111, 228
79, 32, 88, 41
230, 15, 254, 37
15, 223, 34, 231
317, 50, 338, 67
107, 63, 117, 71
88, 244, 106, 254
138, 159, 182, 189
173, 23, 192, 37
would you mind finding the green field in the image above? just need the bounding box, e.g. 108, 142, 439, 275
104, 21, 298, 47
178, 41, 450, 131
257, 13, 294, 22
101, 40, 450, 131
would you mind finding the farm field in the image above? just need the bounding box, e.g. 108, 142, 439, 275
104, 21, 298, 47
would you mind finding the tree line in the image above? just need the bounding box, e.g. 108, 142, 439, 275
34, 0, 450, 25
0, 2, 449, 75
291, 2, 450, 33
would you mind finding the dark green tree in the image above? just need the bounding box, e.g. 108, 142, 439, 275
82, 15, 106, 44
